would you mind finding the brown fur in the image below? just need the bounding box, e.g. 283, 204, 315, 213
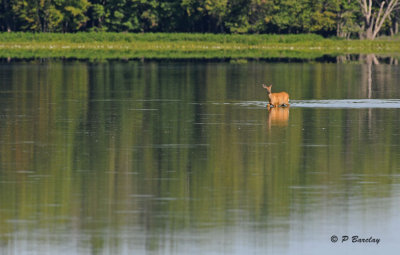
262, 84, 289, 107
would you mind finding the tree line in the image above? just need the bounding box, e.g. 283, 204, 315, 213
0, 0, 399, 39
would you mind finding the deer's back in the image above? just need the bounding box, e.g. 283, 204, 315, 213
269, 92, 289, 105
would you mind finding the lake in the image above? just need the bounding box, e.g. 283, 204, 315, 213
1, 58, 400, 254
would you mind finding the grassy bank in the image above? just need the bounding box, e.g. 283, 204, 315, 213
1, 32, 399, 60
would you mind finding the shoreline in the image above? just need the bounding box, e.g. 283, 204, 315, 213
1, 33, 399, 60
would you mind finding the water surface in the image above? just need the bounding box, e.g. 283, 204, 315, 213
0, 60, 400, 254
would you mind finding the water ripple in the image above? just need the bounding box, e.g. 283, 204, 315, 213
292, 99, 400, 108
237, 99, 400, 109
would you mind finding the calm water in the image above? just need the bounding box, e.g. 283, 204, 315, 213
1, 59, 400, 255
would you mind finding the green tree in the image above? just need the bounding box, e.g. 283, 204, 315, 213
126, 0, 160, 32
181, 0, 206, 32
54, 0, 90, 32
11, 0, 42, 31
10, 0, 64, 32
204, 0, 229, 32
1, 0, 398, 37
265, 0, 338, 34
0, 0, 13, 31
157, 0, 184, 32
45, 5, 64, 32
181, 0, 232, 33
335, 0, 360, 38
100, 0, 160, 32
308, 0, 337, 34
223, 0, 273, 34
87, 2, 105, 31
102, 0, 128, 31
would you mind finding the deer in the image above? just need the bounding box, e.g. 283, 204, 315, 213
262, 84, 289, 108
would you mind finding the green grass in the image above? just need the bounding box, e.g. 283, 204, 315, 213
0, 32, 399, 60
0, 32, 326, 43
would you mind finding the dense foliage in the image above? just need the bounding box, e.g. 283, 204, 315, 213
0, 0, 399, 38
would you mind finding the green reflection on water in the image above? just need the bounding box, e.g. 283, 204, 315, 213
0, 60, 400, 254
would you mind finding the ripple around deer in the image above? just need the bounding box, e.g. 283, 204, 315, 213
235, 99, 400, 109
